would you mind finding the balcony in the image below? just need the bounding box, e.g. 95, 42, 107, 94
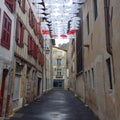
56, 75, 63, 78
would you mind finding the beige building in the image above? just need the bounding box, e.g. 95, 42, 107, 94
110, 0, 120, 120
67, 38, 76, 92
75, 0, 120, 120
0, 0, 16, 118
10, 0, 44, 115
52, 47, 67, 90
43, 37, 55, 93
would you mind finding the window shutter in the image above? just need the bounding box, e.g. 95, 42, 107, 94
19, 24, 24, 46
33, 41, 36, 58
35, 45, 38, 59
41, 53, 44, 66
36, 22, 40, 34
22, 0, 26, 13
16, 18, 20, 42
28, 35, 32, 54
5, 0, 15, 12
38, 50, 41, 64
33, 18, 37, 35
1, 12, 12, 49
16, 19, 24, 47
29, 8, 32, 27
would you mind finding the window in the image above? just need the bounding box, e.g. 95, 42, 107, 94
106, 58, 113, 89
33, 42, 38, 59
38, 49, 42, 64
1, 12, 12, 49
57, 69, 62, 76
88, 70, 91, 87
93, 0, 98, 20
33, 17, 37, 35
18, 0, 26, 13
57, 59, 61, 66
56, 51, 62, 57
91, 68, 95, 88
28, 35, 33, 54
85, 72, 87, 82
29, 8, 34, 28
87, 13, 90, 35
41, 53, 44, 66
16, 19, 24, 47
5, 0, 15, 12
72, 39, 75, 55
36, 22, 41, 34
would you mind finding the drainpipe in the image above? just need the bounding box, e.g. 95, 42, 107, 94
5, 0, 17, 119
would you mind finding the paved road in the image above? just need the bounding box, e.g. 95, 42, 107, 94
10, 90, 99, 120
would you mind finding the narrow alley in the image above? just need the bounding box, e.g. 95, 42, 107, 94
0, 0, 120, 120
10, 90, 98, 120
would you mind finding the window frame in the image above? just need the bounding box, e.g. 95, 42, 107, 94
16, 18, 24, 47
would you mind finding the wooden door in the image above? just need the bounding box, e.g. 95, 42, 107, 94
0, 69, 8, 116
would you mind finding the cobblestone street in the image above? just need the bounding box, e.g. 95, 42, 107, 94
10, 90, 99, 120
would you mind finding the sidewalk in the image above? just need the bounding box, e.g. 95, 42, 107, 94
10, 90, 99, 120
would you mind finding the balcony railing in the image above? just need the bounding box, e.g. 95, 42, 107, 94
56, 75, 63, 78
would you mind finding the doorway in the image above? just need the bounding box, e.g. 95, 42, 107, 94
53, 80, 64, 89
0, 69, 8, 116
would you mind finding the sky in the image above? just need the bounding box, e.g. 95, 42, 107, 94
55, 38, 69, 47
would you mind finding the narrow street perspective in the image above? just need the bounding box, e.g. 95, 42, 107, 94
0, 0, 120, 120
10, 90, 98, 120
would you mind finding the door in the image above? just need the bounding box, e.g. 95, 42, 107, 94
53, 80, 64, 89
12, 76, 21, 109
37, 78, 41, 96
0, 69, 8, 116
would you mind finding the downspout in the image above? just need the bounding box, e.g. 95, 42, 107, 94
104, 0, 112, 55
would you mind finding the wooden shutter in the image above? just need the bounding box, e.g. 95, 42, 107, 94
16, 19, 24, 47
36, 22, 40, 34
19, 23, 24, 46
29, 8, 34, 27
22, 0, 26, 13
16, 18, 20, 41
1, 12, 12, 49
28, 35, 32, 54
5, 0, 15, 12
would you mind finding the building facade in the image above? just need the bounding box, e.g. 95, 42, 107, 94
52, 47, 67, 90
9, 0, 44, 116
67, 38, 77, 92
74, 0, 120, 120
0, 0, 16, 118
43, 37, 54, 93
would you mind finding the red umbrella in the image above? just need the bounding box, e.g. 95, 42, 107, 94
42, 30, 50, 34
60, 34, 67, 38
52, 34, 58, 38
68, 29, 78, 34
